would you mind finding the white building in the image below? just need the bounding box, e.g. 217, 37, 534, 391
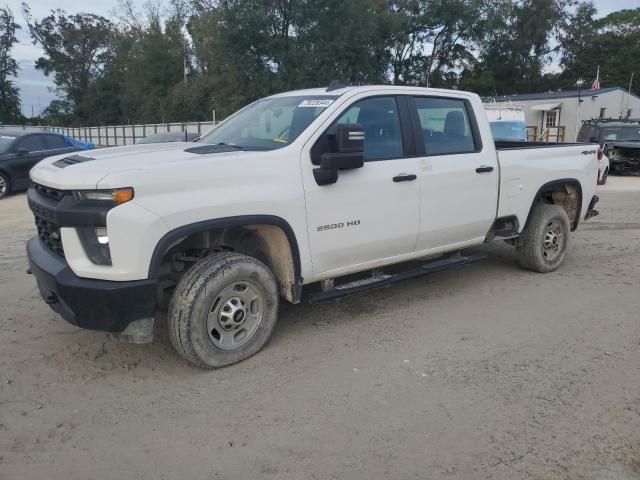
487, 87, 640, 142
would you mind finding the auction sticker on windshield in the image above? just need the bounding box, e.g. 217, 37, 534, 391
298, 99, 334, 108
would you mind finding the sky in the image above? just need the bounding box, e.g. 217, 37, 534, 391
6, 0, 640, 118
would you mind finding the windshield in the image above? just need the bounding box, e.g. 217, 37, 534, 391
0, 135, 16, 154
603, 127, 640, 142
198, 95, 337, 150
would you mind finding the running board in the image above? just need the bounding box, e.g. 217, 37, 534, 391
308, 252, 486, 304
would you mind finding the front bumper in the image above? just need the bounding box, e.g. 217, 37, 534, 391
610, 158, 640, 173
27, 236, 157, 333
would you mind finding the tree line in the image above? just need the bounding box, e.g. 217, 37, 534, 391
1, 0, 639, 126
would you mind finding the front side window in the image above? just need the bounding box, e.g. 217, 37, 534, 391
415, 97, 476, 155
198, 95, 337, 151
17, 135, 46, 152
334, 96, 403, 161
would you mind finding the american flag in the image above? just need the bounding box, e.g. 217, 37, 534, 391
591, 66, 600, 90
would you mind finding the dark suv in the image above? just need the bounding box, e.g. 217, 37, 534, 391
0, 131, 82, 199
578, 119, 640, 174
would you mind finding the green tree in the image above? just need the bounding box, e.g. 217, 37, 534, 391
0, 6, 22, 123
560, 6, 640, 93
461, 0, 573, 96
23, 5, 115, 124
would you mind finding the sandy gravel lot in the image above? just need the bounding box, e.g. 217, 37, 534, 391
1, 177, 639, 479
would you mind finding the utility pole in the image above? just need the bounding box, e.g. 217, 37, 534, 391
627, 72, 635, 118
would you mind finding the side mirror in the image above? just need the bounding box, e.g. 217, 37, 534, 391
15, 147, 29, 155
314, 123, 365, 186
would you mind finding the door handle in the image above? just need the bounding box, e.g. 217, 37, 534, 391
475, 165, 494, 173
393, 174, 417, 182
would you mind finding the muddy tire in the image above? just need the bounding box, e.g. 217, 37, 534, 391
168, 252, 280, 369
516, 204, 570, 273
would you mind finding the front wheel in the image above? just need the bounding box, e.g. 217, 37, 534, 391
516, 204, 570, 273
168, 252, 280, 369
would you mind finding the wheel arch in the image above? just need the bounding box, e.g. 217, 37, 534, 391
149, 215, 303, 303
523, 178, 583, 232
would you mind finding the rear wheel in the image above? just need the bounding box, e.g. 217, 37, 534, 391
516, 204, 570, 273
0, 173, 10, 199
168, 252, 280, 369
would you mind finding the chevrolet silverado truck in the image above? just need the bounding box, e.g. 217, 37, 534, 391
578, 118, 640, 175
26, 85, 601, 368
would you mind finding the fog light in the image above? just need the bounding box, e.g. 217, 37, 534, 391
78, 227, 112, 265
96, 227, 109, 245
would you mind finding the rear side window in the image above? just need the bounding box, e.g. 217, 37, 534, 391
44, 134, 69, 149
17, 135, 46, 152
414, 97, 476, 155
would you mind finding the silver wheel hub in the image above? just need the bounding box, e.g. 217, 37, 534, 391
542, 220, 564, 261
219, 297, 247, 330
0, 176, 6, 195
206, 281, 264, 350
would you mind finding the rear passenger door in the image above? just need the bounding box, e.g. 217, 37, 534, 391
410, 96, 498, 251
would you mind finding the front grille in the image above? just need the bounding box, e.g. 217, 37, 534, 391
34, 215, 64, 257
33, 183, 66, 202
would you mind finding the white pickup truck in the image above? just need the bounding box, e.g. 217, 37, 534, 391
26, 85, 601, 368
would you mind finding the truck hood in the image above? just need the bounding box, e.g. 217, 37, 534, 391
30, 142, 246, 190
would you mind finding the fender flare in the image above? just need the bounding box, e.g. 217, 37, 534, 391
522, 178, 583, 232
148, 215, 303, 290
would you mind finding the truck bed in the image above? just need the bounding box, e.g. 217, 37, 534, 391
494, 141, 599, 232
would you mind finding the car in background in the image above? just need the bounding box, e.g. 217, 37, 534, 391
578, 119, 640, 177
0, 131, 88, 199
136, 131, 199, 144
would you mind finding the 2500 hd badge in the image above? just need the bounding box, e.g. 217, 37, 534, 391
317, 220, 361, 232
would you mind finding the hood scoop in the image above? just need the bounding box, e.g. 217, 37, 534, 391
184, 144, 245, 154
53, 154, 96, 169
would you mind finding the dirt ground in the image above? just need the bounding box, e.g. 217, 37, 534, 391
1, 177, 639, 480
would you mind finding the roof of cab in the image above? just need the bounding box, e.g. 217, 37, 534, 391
269, 84, 475, 98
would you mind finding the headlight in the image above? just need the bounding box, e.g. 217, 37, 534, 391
73, 187, 134, 205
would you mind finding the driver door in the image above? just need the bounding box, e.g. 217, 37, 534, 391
301, 95, 421, 278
